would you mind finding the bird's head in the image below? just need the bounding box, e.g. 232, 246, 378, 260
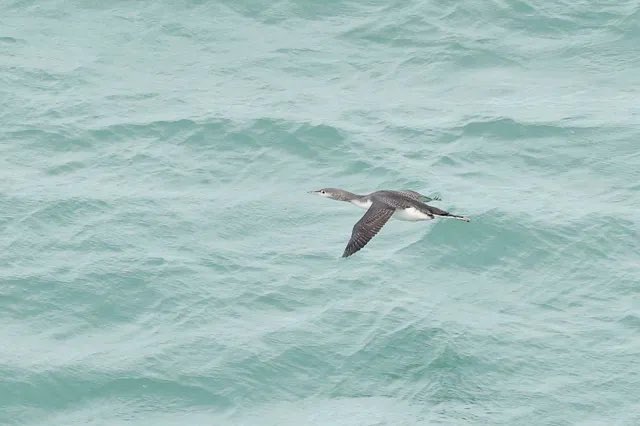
308, 188, 354, 201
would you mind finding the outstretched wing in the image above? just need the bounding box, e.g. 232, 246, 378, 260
398, 190, 441, 202
342, 203, 395, 257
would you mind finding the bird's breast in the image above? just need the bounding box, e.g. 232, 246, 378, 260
350, 199, 372, 209
392, 207, 433, 221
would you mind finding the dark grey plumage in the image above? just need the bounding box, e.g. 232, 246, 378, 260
342, 203, 394, 257
395, 190, 441, 203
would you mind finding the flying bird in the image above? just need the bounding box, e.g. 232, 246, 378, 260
310, 188, 470, 257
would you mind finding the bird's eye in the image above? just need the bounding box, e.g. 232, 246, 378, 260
321, 190, 325, 194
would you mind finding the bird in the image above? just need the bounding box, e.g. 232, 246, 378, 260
309, 188, 470, 257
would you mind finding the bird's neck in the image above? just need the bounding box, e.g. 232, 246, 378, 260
348, 195, 372, 209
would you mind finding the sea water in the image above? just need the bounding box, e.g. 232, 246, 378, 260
1, 1, 639, 425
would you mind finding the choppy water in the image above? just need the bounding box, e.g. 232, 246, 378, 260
2, 1, 640, 425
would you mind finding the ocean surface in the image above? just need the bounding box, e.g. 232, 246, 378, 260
1, 1, 639, 425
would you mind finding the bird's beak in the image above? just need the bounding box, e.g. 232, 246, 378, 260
308, 190, 319, 194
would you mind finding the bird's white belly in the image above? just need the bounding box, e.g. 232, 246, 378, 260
393, 207, 432, 221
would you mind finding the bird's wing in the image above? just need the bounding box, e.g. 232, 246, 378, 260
398, 190, 441, 202
342, 202, 395, 257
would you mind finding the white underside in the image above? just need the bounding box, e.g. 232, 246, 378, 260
392, 207, 433, 221
350, 200, 432, 222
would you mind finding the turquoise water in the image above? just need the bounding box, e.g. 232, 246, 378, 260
2, 1, 640, 424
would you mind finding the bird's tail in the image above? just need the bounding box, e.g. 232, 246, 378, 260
423, 204, 470, 222
435, 213, 470, 222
